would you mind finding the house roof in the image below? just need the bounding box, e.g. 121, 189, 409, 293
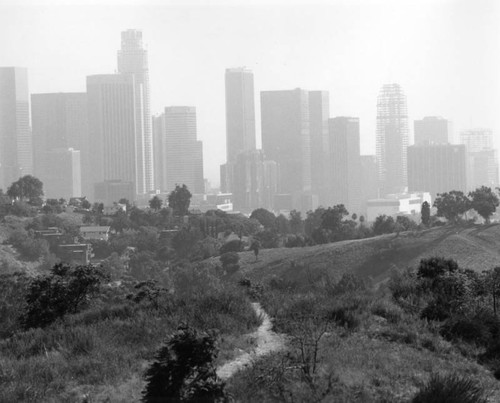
80, 226, 111, 233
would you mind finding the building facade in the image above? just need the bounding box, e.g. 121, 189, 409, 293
117, 29, 153, 193
31, 92, 88, 196
414, 116, 450, 145
376, 83, 409, 194
87, 74, 139, 200
155, 106, 204, 194
43, 148, 81, 199
309, 91, 330, 205
224, 67, 256, 164
0, 67, 32, 189
261, 88, 311, 211
329, 117, 362, 214
407, 144, 467, 198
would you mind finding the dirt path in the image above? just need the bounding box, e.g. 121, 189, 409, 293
216, 302, 286, 380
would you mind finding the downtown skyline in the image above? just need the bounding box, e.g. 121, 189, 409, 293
1, 1, 498, 185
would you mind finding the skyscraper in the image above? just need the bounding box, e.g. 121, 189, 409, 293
0, 67, 32, 189
43, 148, 81, 199
309, 91, 330, 205
414, 116, 451, 145
225, 67, 256, 163
407, 144, 467, 198
376, 83, 409, 194
329, 117, 362, 214
87, 74, 139, 200
155, 106, 204, 194
117, 29, 153, 193
261, 89, 311, 210
31, 93, 88, 196
460, 129, 498, 189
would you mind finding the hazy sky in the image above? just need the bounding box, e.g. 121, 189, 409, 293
1, 0, 499, 186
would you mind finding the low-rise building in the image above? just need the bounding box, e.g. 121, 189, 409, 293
80, 226, 111, 241
367, 192, 431, 222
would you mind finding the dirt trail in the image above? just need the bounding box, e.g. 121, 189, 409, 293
216, 302, 286, 380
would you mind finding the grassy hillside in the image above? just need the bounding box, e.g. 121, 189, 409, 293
204, 223, 500, 287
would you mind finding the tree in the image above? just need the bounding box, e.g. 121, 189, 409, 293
149, 195, 163, 211
289, 210, 304, 234
320, 204, 349, 233
434, 191, 471, 222
421, 201, 431, 226
7, 175, 44, 203
168, 184, 192, 216
142, 326, 227, 403
372, 215, 395, 235
469, 186, 499, 223
250, 239, 261, 261
250, 208, 276, 230
276, 214, 291, 234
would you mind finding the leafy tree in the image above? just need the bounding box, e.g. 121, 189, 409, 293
372, 215, 395, 235
142, 326, 227, 403
7, 175, 44, 203
276, 214, 290, 234
81, 198, 91, 209
289, 209, 304, 234
421, 201, 431, 226
395, 215, 417, 232
219, 239, 243, 254
434, 191, 471, 222
417, 257, 459, 280
110, 209, 132, 233
250, 239, 261, 261
168, 184, 192, 216
304, 207, 325, 236
469, 186, 499, 223
320, 204, 349, 233
255, 228, 279, 248
171, 226, 203, 259
250, 208, 276, 230
21, 263, 109, 329
149, 195, 163, 211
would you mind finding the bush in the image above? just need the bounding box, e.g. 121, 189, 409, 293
417, 257, 458, 279
21, 263, 109, 330
219, 252, 239, 270
219, 239, 243, 254
142, 326, 227, 402
441, 309, 500, 346
411, 373, 487, 403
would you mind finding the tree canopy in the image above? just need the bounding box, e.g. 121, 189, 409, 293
434, 191, 471, 222
469, 186, 499, 223
7, 175, 44, 203
149, 195, 163, 211
168, 184, 192, 216
250, 208, 276, 230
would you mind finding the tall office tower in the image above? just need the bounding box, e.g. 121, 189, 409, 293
225, 67, 256, 163
261, 89, 311, 211
31, 93, 88, 196
231, 150, 278, 212
87, 74, 139, 201
360, 155, 379, 215
460, 129, 498, 189
43, 148, 81, 199
460, 128, 493, 152
329, 117, 362, 214
309, 91, 330, 205
376, 83, 409, 194
414, 116, 451, 145
407, 144, 467, 199
117, 29, 153, 193
0, 67, 32, 189
152, 114, 165, 193
155, 106, 204, 194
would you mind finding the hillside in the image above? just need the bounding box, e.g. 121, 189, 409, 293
206, 223, 500, 285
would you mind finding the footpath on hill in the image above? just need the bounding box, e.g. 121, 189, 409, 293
216, 302, 286, 380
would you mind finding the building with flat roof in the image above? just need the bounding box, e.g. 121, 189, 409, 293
366, 192, 431, 222
407, 144, 467, 198
414, 116, 451, 145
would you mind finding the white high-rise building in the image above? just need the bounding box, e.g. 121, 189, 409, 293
117, 29, 153, 193
376, 83, 409, 194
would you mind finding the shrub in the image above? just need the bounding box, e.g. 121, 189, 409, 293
219, 252, 240, 274
21, 263, 109, 330
441, 309, 500, 346
142, 326, 227, 402
219, 239, 243, 254
417, 257, 458, 279
411, 373, 487, 403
